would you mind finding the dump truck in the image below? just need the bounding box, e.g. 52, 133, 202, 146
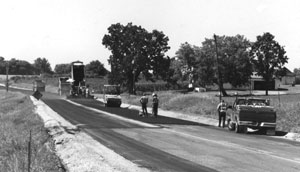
227, 97, 276, 135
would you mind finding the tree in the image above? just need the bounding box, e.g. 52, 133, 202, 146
6, 58, 34, 75
250, 32, 288, 95
293, 68, 300, 75
33, 57, 52, 74
102, 23, 170, 94
0, 57, 5, 74
85, 60, 108, 77
176, 42, 197, 72
193, 46, 215, 87
54, 63, 71, 75
197, 35, 252, 96
174, 42, 197, 85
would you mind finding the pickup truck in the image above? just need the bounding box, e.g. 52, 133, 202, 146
227, 97, 276, 135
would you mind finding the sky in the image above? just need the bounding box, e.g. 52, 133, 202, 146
0, 0, 299, 71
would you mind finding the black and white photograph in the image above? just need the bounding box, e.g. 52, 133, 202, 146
1, 0, 300, 171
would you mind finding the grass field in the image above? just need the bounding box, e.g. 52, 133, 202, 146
0, 91, 64, 171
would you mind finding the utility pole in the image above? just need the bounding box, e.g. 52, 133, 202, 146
132, 57, 136, 95
6, 61, 9, 92
214, 34, 222, 102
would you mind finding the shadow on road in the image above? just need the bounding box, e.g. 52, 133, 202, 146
69, 98, 210, 126
247, 129, 288, 136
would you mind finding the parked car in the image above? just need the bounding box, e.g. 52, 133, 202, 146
227, 97, 276, 135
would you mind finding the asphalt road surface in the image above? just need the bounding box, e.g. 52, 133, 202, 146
6, 88, 300, 172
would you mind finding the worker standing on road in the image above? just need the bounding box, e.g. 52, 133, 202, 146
217, 99, 227, 128
85, 84, 90, 98
152, 93, 159, 117
140, 93, 148, 117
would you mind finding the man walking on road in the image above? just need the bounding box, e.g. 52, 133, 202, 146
140, 93, 148, 117
217, 99, 227, 127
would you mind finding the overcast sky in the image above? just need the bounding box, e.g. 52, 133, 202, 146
0, 0, 299, 71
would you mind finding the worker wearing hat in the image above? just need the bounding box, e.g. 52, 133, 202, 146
152, 93, 159, 117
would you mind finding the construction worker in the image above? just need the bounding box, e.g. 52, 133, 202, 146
217, 99, 227, 127
152, 93, 159, 117
140, 93, 148, 117
85, 84, 90, 98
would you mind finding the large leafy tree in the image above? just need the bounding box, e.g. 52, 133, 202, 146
54, 63, 71, 75
193, 46, 215, 87
102, 23, 170, 94
198, 35, 252, 96
174, 42, 197, 84
250, 32, 288, 95
176, 42, 196, 72
0, 57, 6, 74
6, 58, 34, 75
33, 57, 53, 74
294, 68, 300, 75
85, 60, 108, 77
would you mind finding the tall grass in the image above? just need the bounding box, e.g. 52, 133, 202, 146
122, 91, 220, 119
268, 94, 300, 132
0, 91, 63, 172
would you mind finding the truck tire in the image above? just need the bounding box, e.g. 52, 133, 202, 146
235, 123, 247, 133
261, 127, 276, 135
241, 126, 247, 133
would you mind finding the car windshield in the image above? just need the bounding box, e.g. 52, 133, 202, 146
236, 98, 267, 106
104, 86, 120, 95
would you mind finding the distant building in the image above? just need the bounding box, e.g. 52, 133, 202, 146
249, 67, 295, 90
219, 68, 296, 91
279, 67, 296, 85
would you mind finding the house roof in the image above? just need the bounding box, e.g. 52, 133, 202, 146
251, 67, 296, 79
282, 67, 296, 76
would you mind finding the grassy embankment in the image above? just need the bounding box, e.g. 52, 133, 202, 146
0, 90, 63, 171
122, 90, 300, 133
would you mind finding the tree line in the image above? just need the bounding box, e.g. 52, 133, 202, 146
1, 22, 290, 96
103, 23, 288, 96
0, 57, 108, 77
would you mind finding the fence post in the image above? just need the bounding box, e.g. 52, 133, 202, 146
28, 130, 31, 172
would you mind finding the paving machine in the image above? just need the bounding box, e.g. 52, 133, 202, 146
68, 61, 92, 98
103, 85, 122, 107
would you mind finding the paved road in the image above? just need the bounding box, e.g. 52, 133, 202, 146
6, 88, 300, 172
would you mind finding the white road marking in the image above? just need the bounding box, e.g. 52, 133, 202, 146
165, 128, 300, 164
